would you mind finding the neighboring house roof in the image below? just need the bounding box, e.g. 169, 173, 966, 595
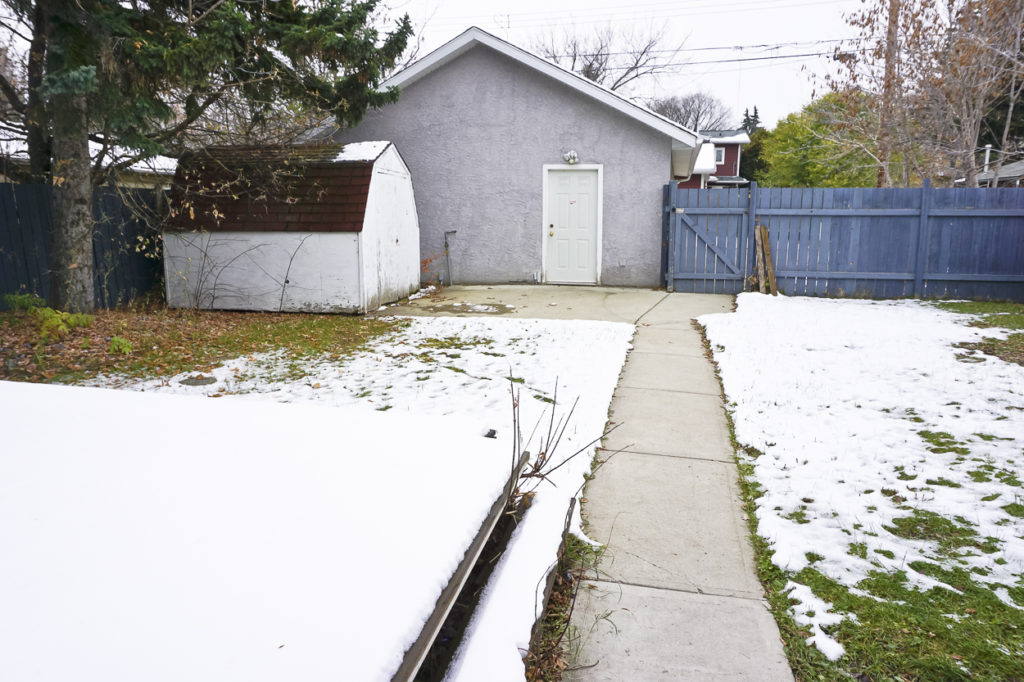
166, 142, 394, 234
699, 129, 751, 145
977, 159, 1024, 183
693, 143, 718, 174
0, 139, 177, 179
708, 176, 748, 185
384, 26, 701, 150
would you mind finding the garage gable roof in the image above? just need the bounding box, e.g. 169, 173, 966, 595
385, 27, 701, 149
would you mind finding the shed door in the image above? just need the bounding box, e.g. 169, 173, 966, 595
544, 169, 599, 284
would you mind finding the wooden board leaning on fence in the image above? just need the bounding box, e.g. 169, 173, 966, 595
752, 223, 779, 295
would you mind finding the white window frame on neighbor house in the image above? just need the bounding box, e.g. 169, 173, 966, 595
715, 146, 725, 165
540, 163, 604, 285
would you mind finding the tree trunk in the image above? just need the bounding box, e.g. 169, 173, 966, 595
27, 2, 49, 183
992, 6, 1024, 187
877, 0, 901, 188
962, 147, 978, 188
993, 87, 1019, 187
50, 92, 94, 313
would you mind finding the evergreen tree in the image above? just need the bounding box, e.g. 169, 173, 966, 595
739, 128, 767, 183
0, 0, 411, 312
741, 106, 761, 134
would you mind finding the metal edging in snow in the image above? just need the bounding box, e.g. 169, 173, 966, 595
391, 450, 531, 682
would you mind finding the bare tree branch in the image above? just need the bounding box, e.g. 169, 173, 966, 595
533, 24, 684, 93
188, 0, 227, 28
0, 70, 25, 115
827, 0, 1024, 186
646, 93, 733, 131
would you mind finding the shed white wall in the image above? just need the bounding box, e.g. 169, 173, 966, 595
163, 231, 363, 312
359, 146, 421, 310
333, 44, 673, 287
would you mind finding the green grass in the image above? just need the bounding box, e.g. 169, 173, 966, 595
925, 477, 963, 488
970, 469, 994, 483
895, 465, 918, 481
1, 305, 402, 384
418, 335, 494, 350
918, 430, 970, 456
749, 484, 1024, 680
1002, 503, 1024, 518
936, 301, 1024, 365
847, 543, 868, 560
699, 322, 1024, 682
210, 315, 401, 358
884, 510, 1000, 557
785, 507, 811, 524
796, 566, 1024, 681
526, 535, 605, 681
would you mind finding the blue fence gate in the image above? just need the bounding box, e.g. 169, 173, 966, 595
663, 181, 1024, 301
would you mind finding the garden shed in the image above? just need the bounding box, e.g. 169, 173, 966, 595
163, 141, 419, 313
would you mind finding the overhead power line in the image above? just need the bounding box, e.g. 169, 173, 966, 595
544, 37, 869, 60
421, 0, 857, 30
583, 49, 867, 71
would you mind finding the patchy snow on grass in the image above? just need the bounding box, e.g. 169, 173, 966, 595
785, 581, 849, 661
0, 380, 511, 682
90, 315, 634, 681
700, 293, 1024, 660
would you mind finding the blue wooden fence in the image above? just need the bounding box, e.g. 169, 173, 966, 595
663, 181, 1024, 300
0, 183, 163, 309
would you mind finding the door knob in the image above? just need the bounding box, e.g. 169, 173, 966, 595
549, 224, 554, 237
549, 231, 554, 236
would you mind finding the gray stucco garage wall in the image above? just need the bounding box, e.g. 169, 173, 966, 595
333, 44, 672, 287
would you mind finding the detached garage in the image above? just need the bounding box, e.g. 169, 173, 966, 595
163, 141, 419, 313
328, 27, 702, 287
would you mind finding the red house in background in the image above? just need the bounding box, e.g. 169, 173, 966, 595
676, 128, 751, 189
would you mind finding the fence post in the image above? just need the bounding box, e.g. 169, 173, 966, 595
913, 178, 932, 297
664, 184, 676, 292
745, 181, 758, 290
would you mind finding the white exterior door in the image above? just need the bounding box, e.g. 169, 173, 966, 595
544, 168, 600, 284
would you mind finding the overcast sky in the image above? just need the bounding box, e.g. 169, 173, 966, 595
386, 0, 866, 129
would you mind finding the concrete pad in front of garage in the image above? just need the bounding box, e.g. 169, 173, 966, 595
602, 387, 733, 462
384, 284, 667, 323
617, 352, 721, 395
638, 292, 733, 328
567, 581, 792, 682
581, 452, 762, 598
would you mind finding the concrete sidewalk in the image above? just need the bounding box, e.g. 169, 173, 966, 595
388, 285, 791, 680
566, 293, 792, 681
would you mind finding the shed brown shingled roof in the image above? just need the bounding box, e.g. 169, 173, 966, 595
166, 143, 388, 234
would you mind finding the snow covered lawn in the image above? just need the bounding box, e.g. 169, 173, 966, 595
0, 381, 511, 682
701, 294, 1024, 678
67, 314, 633, 680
